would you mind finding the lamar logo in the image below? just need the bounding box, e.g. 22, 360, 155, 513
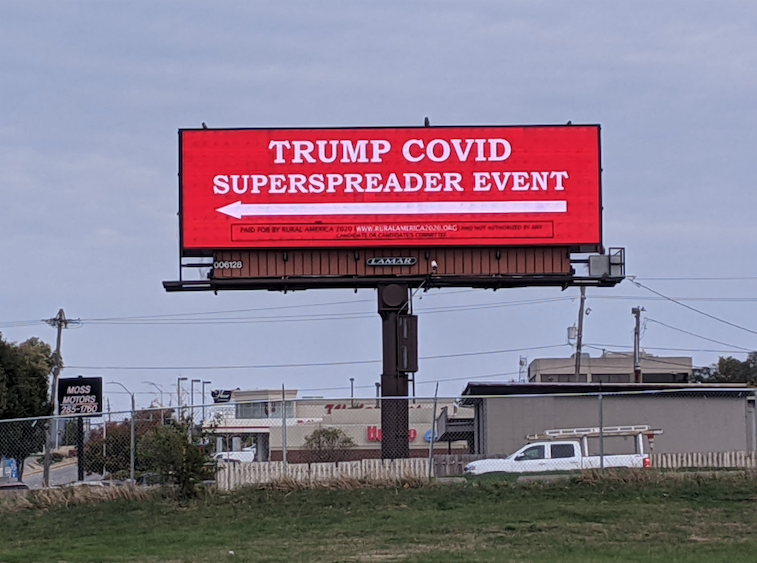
367, 257, 417, 266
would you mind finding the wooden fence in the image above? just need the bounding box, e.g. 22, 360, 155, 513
651, 451, 757, 470
432, 454, 489, 477
216, 458, 430, 490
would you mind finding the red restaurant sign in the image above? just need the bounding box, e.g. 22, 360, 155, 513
179, 125, 601, 252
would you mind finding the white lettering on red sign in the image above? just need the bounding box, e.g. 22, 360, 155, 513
367, 426, 418, 442
180, 125, 602, 250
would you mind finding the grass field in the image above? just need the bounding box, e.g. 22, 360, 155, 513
1, 472, 757, 562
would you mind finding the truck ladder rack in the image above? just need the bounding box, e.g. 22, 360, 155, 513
526, 425, 663, 441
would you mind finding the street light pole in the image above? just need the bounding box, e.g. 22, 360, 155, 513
177, 376, 188, 420
202, 380, 211, 426
143, 381, 164, 406
191, 379, 201, 425
107, 382, 135, 484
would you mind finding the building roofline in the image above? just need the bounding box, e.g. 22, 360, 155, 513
461, 381, 753, 398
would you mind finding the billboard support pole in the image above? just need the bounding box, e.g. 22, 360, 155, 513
378, 284, 411, 459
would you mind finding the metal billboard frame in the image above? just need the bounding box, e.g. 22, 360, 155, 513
176, 123, 604, 259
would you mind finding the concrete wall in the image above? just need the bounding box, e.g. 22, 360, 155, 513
481, 394, 754, 457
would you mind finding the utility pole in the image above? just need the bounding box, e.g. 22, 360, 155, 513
43, 309, 75, 488
574, 287, 586, 381
632, 307, 645, 383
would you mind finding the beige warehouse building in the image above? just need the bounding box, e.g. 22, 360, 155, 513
440, 383, 756, 458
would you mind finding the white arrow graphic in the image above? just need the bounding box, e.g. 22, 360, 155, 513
216, 200, 567, 219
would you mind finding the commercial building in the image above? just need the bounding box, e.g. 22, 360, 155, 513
208, 388, 467, 462
528, 351, 693, 383
436, 383, 756, 458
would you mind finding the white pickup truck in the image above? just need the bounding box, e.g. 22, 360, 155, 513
463, 425, 658, 476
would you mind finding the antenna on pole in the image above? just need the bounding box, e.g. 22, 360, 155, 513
518, 356, 528, 383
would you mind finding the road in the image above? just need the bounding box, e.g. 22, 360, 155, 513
23, 461, 103, 489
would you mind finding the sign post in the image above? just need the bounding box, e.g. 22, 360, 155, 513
378, 284, 412, 459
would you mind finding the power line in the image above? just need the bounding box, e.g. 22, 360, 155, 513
75, 289, 480, 322
66, 297, 576, 326
297, 370, 524, 393
585, 343, 750, 355
12, 288, 757, 328
632, 276, 757, 281
65, 343, 570, 371
15, 292, 757, 329
646, 318, 752, 352
0, 289, 477, 327
0, 320, 48, 329
579, 346, 708, 370
629, 278, 757, 337
592, 295, 757, 302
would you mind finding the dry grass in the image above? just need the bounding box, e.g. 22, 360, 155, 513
574, 467, 757, 486
248, 475, 430, 492
0, 476, 428, 513
2, 470, 754, 514
0, 485, 160, 513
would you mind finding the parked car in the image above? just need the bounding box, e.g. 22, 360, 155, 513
464, 439, 651, 476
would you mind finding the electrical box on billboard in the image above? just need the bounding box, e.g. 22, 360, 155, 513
398, 314, 418, 373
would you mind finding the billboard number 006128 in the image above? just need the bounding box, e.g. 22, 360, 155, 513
213, 261, 243, 269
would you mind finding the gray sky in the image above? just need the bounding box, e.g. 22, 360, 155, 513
2, 1, 757, 411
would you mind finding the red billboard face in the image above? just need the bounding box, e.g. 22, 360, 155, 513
180, 125, 601, 253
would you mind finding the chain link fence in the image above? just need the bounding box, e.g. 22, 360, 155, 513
2, 388, 756, 489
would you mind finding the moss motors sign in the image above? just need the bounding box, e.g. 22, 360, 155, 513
57, 376, 103, 416
366, 257, 417, 266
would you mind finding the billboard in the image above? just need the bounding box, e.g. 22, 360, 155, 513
179, 125, 601, 254
57, 377, 103, 416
